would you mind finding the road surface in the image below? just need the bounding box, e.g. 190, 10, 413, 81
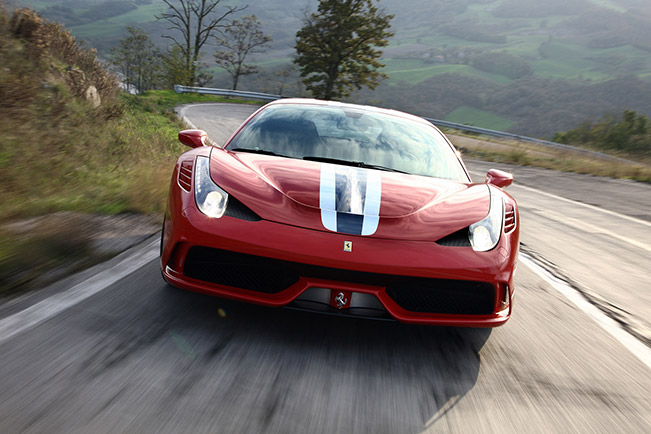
0, 103, 649, 434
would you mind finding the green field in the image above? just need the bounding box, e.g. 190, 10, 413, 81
445, 106, 514, 131
530, 40, 651, 81
531, 59, 608, 81
383, 59, 513, 84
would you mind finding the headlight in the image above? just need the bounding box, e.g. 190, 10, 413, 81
469, 189, 503, 252
194, 156, 228, 218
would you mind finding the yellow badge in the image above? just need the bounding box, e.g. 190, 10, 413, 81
343, 241, 353, 252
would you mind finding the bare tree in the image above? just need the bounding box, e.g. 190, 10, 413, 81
111, 27, 160, 93
272, 64, 297, 95
156, 0, 245, 85
160, 46, 191, 88
214, 15, 272, 90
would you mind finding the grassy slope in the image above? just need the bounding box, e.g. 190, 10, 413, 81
1, 90, 257, 222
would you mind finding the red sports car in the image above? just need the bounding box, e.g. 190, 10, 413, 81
161, 99, 519, 327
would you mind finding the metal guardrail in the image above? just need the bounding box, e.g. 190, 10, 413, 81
174, 85, 282, 101
175, 85, 638, 164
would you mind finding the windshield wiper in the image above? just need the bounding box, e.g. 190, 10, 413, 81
303, 156, 409, 174
361, 163, 410, 174
229, 148, 288, 157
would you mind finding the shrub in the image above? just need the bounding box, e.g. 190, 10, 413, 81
555, 110, 651, 156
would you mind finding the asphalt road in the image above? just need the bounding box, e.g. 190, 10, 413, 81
0, 103, 649, 434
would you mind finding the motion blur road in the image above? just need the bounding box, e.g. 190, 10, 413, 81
0, 103, 649, 433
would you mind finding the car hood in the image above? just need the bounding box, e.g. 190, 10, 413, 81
210, 149, 489, 241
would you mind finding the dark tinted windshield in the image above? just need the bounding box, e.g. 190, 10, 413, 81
227, 104, 469, 182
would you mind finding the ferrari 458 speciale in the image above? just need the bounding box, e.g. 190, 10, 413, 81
161, 99, 519, 327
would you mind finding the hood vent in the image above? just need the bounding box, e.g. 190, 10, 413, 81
436, 228, 471, 247
504, 203, 516, 233
225, 196, 261, 221
178, 158, 194, 192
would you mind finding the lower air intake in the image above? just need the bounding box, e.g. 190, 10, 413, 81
183, 246, 496, 315
386, 280, 495, 315
183, 247, 299, 294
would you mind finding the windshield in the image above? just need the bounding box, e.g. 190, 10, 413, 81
226, 104, 469, 182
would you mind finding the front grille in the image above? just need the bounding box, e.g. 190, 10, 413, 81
178, 159, 193, 191
386, 280, 495, 315
504, 203, 516, 233
184, 247, 299, 293
183, 247, 495, 315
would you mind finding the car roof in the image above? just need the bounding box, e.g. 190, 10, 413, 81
265, 98, 433, 127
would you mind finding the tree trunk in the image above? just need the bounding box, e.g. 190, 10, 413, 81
324, 63, 339, 100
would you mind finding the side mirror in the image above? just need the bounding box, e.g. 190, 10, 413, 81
178, 129, 208, 148
486, 169, 513, 188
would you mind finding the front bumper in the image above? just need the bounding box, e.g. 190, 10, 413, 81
161, 201, 517, 327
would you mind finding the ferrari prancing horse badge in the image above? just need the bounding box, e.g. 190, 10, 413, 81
343, 241, 352, 252
334, 292, 348, 309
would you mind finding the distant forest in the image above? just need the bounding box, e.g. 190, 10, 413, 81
353, 74, 651, 138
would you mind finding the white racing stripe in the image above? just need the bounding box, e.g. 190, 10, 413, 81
520, 252, 651, 371
362, 170, 382, 236
319, 164, 382, 236
319, 163, 337, 232
0, 238, 159, 345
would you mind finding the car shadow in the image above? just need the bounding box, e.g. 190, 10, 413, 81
154, 283, 490, 433
0, 262, 488, 434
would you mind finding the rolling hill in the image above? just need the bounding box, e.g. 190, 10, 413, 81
11, 0, 651, 137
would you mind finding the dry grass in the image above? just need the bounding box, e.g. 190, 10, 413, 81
448, 132, 651, 183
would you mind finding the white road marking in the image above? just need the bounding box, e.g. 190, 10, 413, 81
468, 169, 651, 228
471, 168, 651, 367
532, 208, 651, 253
0, 239, 159, 345
520, 252, 651, 371
513, 182, 651, 227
